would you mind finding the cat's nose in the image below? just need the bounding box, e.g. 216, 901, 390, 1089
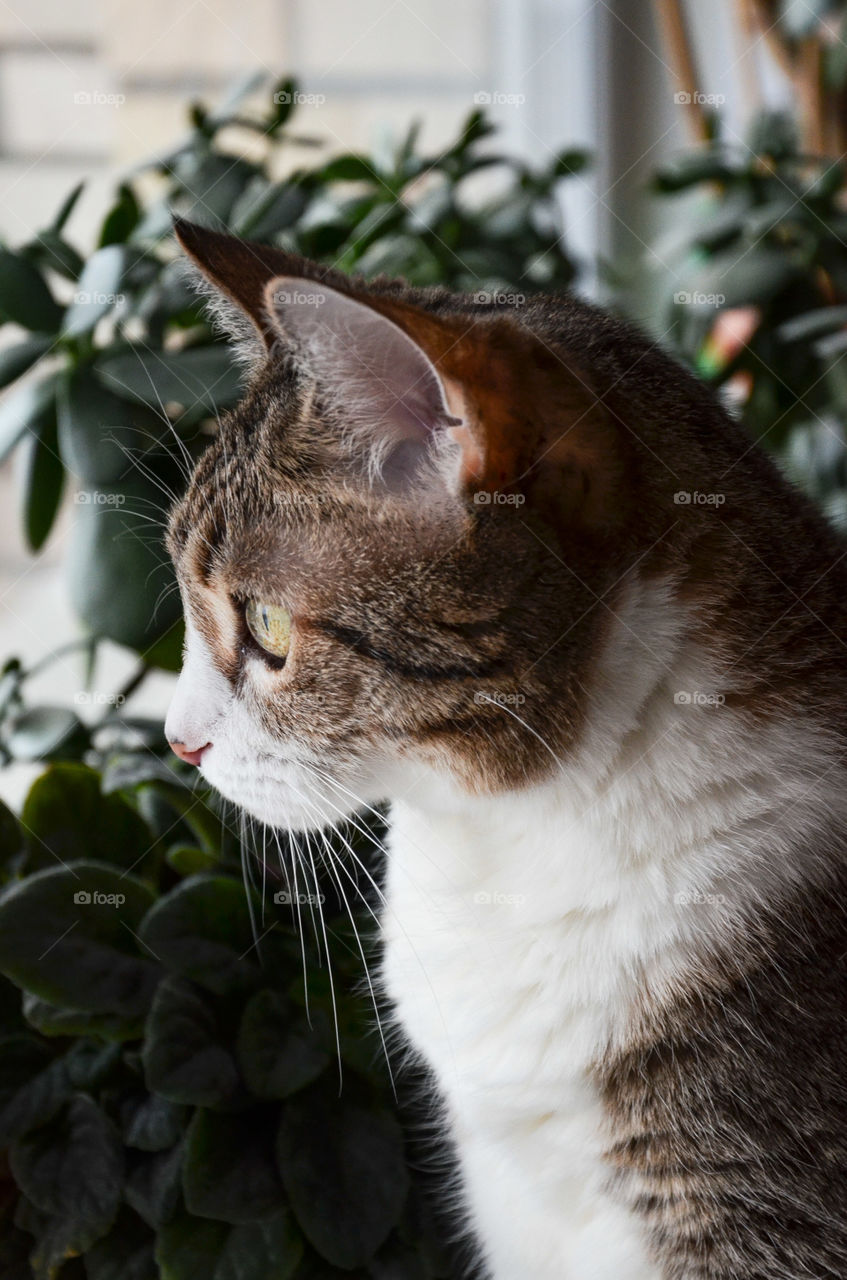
168, 739, 211, 767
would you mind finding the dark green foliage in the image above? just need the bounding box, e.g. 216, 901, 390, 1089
0, 759, 455, 1278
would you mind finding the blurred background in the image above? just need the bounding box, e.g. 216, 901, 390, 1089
0, 0, 842, 806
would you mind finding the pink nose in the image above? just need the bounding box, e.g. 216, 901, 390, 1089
169, 740, 211, 767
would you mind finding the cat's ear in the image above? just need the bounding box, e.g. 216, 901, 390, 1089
173, 218, 310, 362
266, 274, 619, 531
264, 276, 467, 487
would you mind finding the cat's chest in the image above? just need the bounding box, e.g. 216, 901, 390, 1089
381, 797, 664, 1279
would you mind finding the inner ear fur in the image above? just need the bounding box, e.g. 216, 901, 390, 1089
175, 218, 622, 532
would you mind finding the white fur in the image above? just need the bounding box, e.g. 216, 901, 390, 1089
167, 577, 847, 1279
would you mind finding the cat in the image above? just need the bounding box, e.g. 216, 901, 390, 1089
165, 217, 847, 1280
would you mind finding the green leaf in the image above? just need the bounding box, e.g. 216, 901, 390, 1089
779, 306, 847, 344
4, 706, 86, 764
22, 992, 144, 1042
183, 1108, 285, 1223
177, 154, 258, 225
57, 366, 165, 486
0, 795, 22, 874
99, 185, 141, 248
687, 245, 799, 308
83, 1206, 155, 1280
165, 844, 220, 876
21, 763, 153, 874
0, 1034, 71, 1145
62, 246, 126, 337
157, 1208, 302, 1280
19, 412, 65, 551
122, 1092, 187, 1152
550, 148, 589, 178
28, 230, 86, 281
97, 345, 243, 414
0, 335, 53, 391
125, 1140, 185, 1230
232, 181, 311, 239
138, 875, 261, 994
651, 151, 738, 193
68, 478, 182, 653
142, 976, 240, 1108
101, 753, 189, 794
51, 181, 84, 235
0, 250, 63, 332
319, 155, 376, 183
237, 989, 329, 1099
0, 862, 159, 1018
0, 371, 59, 465
277, 1091, 409, 1269
10, 1095, 123, 1261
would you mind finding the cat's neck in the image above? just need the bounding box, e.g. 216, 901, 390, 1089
385, 575, 847, 1054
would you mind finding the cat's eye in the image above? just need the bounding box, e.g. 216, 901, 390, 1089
245, 600, 292, 661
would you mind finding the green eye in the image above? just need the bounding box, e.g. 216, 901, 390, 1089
245, 600, 292, 660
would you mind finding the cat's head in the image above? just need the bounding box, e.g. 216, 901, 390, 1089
164, 221, 645, 831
